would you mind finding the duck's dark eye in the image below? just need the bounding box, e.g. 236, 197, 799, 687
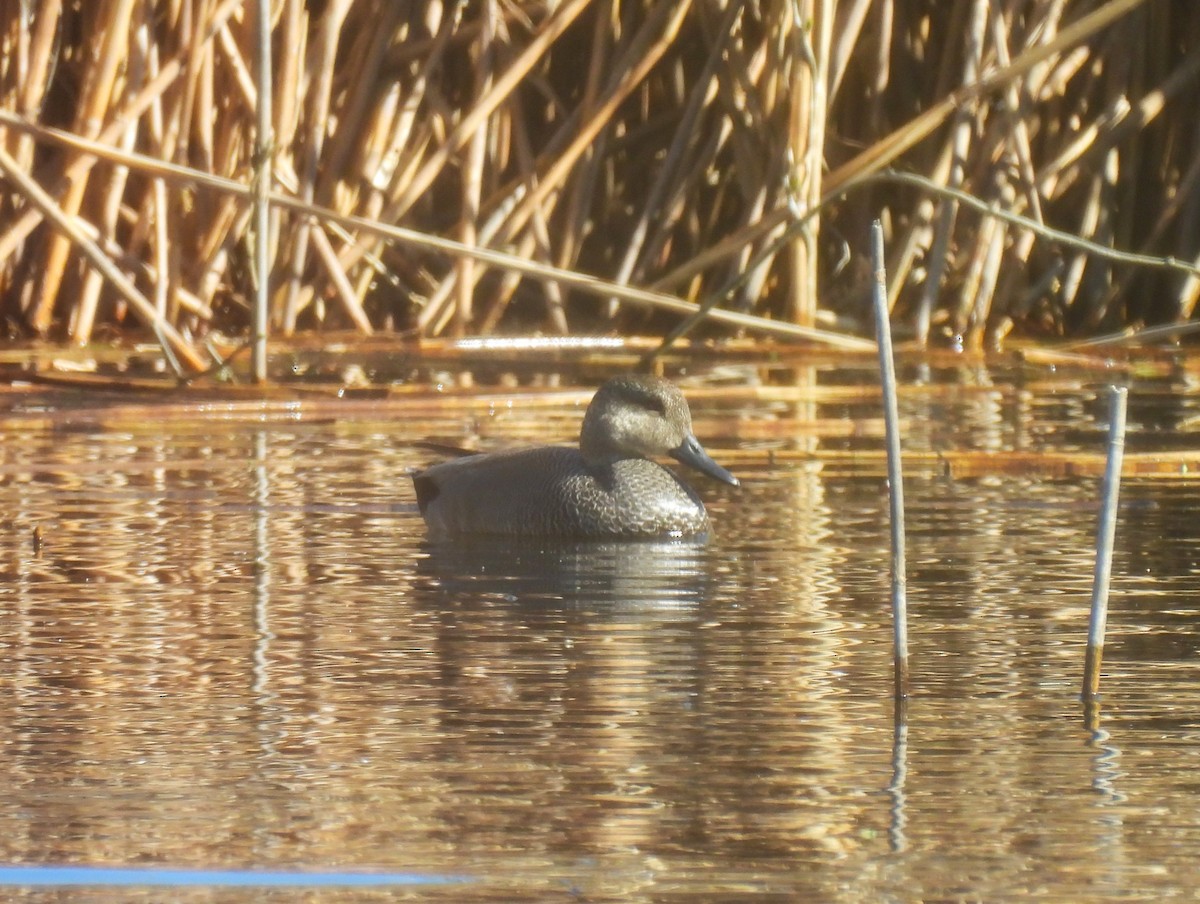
639, 393, 667, 415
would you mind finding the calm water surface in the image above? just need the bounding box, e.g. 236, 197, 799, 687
1, 361, 1199, 901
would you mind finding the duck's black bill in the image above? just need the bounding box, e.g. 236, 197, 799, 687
671, 434, 740, 487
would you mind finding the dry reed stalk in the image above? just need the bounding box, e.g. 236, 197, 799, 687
11, 0, 60, 180
421, 0, 693, 335
603, 0, 716, 318
826, 0, 1152, 193
499, 2, 693, 247
74, 109, 139, 343
708, 14, 776, 313
195, 26, 216, 172
1083, 386, 1128, 705
882, 0, 1181, 341
363, 7, 457, 226
330, 3, 461, 321
273, 0, 305, 153
1114, 15, 1144, 265
316, 3, 403, 212
827, 0, 872, 105
881, 137, 960, 320
987, 227, 1039, 347
788, 0, 832, 327
476, 96, 567, 334
1142, 119, 1200, 319
884, 195, 932, 316
415, 167, 529, 334
557, 2, 611, 314
1097, 42, 1200, 320
648, 205, 787, 297
386, 0, 592, 226
866, 0, 892, 137
477, 4, 628, 328
176, 0, 214, 165
454, 0, 496, 336
870, 170, 1200, 282
0, 143, 206, 371
27, 0, 137, 334
84, 227, 213, 321
310, 226, 372, 334
216, 24, 259, 119
1058, 164, 1107, 317
963, 194, 1009, 347
280, 0, 351, 334
914, 0, 986, 346
130, 13, 168, 320
549, 0, 614, 321
987, 5, 1043, 227
0, 0, 242, 263
641, 125, 728, 290
210, 13, 275, 316
1181, 265, 1200, 325
251, 0, 275, 382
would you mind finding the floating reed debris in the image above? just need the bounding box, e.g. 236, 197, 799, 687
871, 220, 909, 703
1083, 385, 1129, 705
0, 2, 1196, 367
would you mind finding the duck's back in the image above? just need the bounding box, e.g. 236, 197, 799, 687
413, 446, 710, 538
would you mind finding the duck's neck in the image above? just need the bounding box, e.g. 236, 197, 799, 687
579, 410, 626, 466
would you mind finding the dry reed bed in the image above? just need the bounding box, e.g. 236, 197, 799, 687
0, 0, 1197, 375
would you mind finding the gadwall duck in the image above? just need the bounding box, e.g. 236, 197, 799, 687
413, 375, 739, 538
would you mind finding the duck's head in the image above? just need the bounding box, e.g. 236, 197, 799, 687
579, 375, 739, 486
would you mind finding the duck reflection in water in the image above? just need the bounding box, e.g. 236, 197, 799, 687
412, 375, 739, 540
417, 537, 714, 609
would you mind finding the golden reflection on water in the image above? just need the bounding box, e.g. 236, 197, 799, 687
0, 370, 1199, 899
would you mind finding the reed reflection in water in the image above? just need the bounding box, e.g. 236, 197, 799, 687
0, 372, 1198, 899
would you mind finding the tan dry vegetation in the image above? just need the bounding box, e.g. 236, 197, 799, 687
0, 0, 1197, 375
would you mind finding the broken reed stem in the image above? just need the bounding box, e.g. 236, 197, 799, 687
252, 0, 273, 383
1083, 386, 1129, 703
871, 219, 909, 702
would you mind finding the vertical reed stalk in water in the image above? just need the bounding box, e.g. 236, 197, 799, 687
871, 220, 909, 701
1083, 386, 1129, 702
